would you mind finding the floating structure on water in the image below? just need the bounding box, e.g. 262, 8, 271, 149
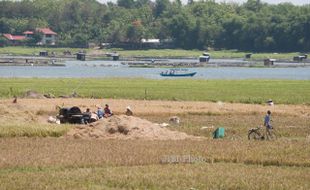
0, 56, 65, 66
105, 52, 120, 61
122, 58, 207, 68
293, 54, 308, 62
199, 52, 211, 63
264, 58, 276, 66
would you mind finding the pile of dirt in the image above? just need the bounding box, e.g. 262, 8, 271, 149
66, 115, 192, 140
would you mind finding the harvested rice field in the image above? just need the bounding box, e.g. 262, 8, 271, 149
0, 98, 309, 189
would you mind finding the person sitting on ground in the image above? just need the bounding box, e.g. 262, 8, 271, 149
264, 110, 273, 139
97, 106, 104, 119
104, 104, 113, 117
90, 112, 99, 123
85, 108, 91, 115
125, 106, 133, 116
82, 108, 92, 124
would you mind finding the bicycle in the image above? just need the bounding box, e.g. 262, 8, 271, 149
248, 126, 277, 140
248, 126, 265, 140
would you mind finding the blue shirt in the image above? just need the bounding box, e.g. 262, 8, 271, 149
264, 114, 271, 127
97, 108, 104, 119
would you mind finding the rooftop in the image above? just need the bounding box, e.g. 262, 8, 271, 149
23, 31, 34, 35
36, 28, 57, 35
3, 34, 26, 41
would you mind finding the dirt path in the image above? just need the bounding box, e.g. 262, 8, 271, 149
0, 98, 309, 117
0, 97, 309, 130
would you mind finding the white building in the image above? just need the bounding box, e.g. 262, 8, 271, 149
23, 28, 57, 45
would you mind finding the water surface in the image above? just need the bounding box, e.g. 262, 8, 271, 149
0, 60, 309, 80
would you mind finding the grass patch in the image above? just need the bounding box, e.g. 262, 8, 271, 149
0, 78, 309, 104
87, 49, 304, 60
0, 138, 309, 169
143, 113, 310, 139
186, 111, 221, 116
1, 47, 305, 59
0, 124, 71, 137
0, 137, 309, 190
0, 46, 86, 56
0, 163, 309, 190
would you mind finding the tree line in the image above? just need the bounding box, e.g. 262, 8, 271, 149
0, 0, 309, 52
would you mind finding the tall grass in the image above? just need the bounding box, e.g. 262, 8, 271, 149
0, 136, 309, 190
0, 78, 309, 104
0, 124, 71, 137
0, 138, 309, 169
0, 163, 309, 190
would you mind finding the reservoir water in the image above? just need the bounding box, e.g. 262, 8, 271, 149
0, 60, 309, 80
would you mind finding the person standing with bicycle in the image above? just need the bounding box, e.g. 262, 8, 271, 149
264, 110, 273, 140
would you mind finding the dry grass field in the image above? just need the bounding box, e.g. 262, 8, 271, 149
0, 98, 309, 189
1, 138, 310, 189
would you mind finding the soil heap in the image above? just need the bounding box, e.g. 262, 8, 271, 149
66, 115, 191, 140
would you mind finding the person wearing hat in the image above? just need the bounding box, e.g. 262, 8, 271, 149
125, 106, 133, 116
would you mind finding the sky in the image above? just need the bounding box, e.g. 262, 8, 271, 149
96, 0, 309, 6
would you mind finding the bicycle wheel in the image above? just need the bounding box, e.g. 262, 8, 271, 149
248, 131, 261, 140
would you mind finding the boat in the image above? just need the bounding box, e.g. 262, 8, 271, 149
160, 69, 197, 77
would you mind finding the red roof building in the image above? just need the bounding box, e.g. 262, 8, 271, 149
36, 28, 57, 35
3, 27, 57, 45
3, 34, 26, 41
36, 28, 57, 45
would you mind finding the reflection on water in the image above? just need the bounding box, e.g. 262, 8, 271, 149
0, 60, 309, 80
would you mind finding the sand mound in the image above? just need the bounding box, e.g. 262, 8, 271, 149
66, 115, 192, 140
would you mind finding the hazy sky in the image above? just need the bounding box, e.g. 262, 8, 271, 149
96, 0, 309, 5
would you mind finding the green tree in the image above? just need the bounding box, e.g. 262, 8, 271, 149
0, 0, 309, 51
71, 33, 88, 48
117, 0, 135, 9
25, 31, 43, 46
166, 11, 195, 48
126, 24, 144, 43
0, 36, 8, 47
154, 0, 170, 18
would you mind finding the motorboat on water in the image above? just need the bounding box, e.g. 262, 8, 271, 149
160, 69, 197, 77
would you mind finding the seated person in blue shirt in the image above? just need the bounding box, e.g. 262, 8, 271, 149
97, 106, 104, 119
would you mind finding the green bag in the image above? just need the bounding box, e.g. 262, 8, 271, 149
213, 127, 225, 139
